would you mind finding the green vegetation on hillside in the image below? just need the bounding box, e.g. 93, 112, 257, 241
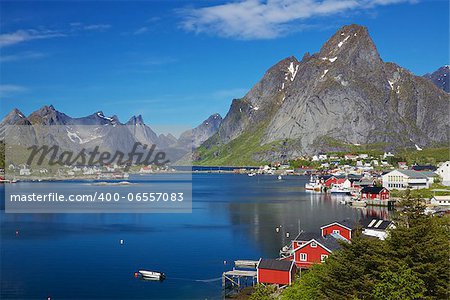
195, 123, 281, 166
278, 193, 450, 300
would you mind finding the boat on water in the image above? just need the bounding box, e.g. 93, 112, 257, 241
305, 176, 322, 191
138, 270, 166, 281
329, 185, 351, 195
277, 175, 282, 180
248, 173, 256, 177
351, 200, 367, 207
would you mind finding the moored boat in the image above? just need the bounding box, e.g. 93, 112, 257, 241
138, 270, 166, 280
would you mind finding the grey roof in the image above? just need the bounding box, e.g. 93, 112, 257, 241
294, 232, 319, 242
314, 235, 343, 252
418, 171, 438, 177
294, 232, 344, 252
258, 259, 294, 271
321, 219, 357, 230
361, 219, 393, 230
361, 186, 386, 194
395, 170, 427, 179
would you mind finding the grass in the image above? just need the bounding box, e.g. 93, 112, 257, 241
195, 122, 282, 166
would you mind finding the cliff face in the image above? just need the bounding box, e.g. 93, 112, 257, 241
197, 24, 450, 163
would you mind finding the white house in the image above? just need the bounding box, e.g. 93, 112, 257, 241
361, 219, 395, 240
436, 161, 450, 186
430, 196, 450, 206
20, 168, 31, 176
382, 170, 434, 190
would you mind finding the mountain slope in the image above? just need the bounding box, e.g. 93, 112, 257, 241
424, 66, 449, 93
195, 24, 450, 165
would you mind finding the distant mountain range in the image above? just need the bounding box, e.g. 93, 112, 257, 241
194, 24, 450, 165
0, 105, 222, 164
1, 25, 448, 166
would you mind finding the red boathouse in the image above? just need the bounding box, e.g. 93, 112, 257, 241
257, 258, 296, 286
320, 220, 356, 241
360, 186, 390, 200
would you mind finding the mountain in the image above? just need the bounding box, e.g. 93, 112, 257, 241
178, 113, 222, 148
424, 66, 449, 93
195, 24, 450, 165
0, 105, 223, 165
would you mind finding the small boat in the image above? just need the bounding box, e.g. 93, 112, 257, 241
305, 176, 321, 191
248, 173, 256, 177
351, 200, 367, 207
277, 175, 282, 180
138, 270, 166, 281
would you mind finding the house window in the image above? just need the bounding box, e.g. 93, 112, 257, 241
321, 254, 328, 262
311, 242, 317, 248
299, 253, 307, 261
332, 229, 340, 235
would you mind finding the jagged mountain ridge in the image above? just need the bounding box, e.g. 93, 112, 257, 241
0, 106, 222, 164
424, 66, 449, 93
197, 24, 450, 164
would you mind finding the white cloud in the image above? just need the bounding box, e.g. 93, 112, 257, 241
0, 51, 46, 63
82, 24, 111, 31
0, 29, 65, 47
133, 27, 149, 35
179, 0, 417, 40
0, 84, 27, 96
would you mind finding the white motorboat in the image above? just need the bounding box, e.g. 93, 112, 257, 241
305, 176, 321, 191
329, 185, 351, 195
139, 270, 166, 280
248, 172, 256, 177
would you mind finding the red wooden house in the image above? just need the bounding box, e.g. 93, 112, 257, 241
320, 220, 356, 241
360, 187, 390, 200
257, 258, 296, 286
322, 176, 337, 187
292, 235, 342, 268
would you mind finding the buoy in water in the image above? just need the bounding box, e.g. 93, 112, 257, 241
15, 230, 19, 236
223, 260, 226, 265
286, 232, 290, 238
134, 272, 139, 278
275, 227, 280, 233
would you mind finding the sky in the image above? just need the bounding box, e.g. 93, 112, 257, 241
0, 0, 448, 129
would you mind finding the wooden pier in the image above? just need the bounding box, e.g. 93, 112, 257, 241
234, 260, 259, 269
222, 260, 258, 297
365, 199, 396, 208
222, 269, 257, 290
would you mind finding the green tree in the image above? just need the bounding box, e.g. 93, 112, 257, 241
249, 284, 277, 300
373, 265, 426, 300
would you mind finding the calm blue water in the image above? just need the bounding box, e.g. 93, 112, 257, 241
0, 174, 390, 299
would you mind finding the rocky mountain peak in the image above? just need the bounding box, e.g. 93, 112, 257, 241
317, 24, 381, 69
424, 65, 449, 93
126, 115, 145, 125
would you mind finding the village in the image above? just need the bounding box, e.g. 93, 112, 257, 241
222, 217, 395, 295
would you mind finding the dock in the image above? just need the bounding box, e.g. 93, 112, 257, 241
222, 269, 257, 290
365, 199, 396, 208
234, 260, 259, 269
222, 260, 258, 296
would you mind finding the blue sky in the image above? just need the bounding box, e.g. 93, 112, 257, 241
0, 0, 448, 128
